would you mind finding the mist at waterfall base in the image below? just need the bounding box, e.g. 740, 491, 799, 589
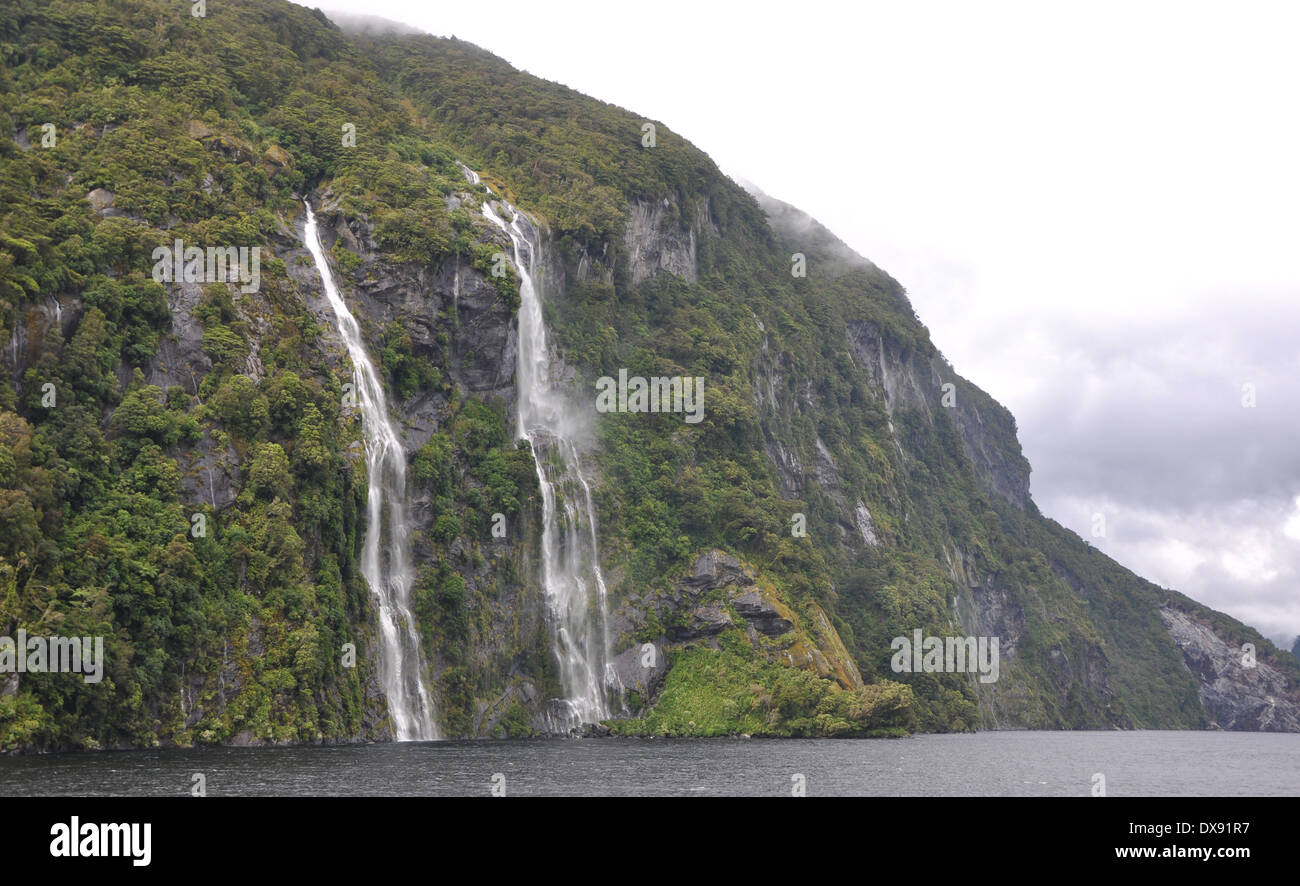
476, 172, 620, 732
303, 204, 437, 741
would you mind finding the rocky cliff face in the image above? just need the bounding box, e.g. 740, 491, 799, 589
303, 190, 519, 440
4, 0, 1295, 748
621, 196, 720, 287
294, 192, 561, 739
589, 179, 1298, 734
1161, 607, 1300, 731
607, 547, 863, 706
1, 180, 560, 743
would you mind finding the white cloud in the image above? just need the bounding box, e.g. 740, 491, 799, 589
1284, 497, 1300, 543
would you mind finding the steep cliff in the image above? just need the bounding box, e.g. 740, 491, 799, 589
1, 0, 1296, 750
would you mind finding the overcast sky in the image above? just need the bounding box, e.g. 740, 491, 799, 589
314, 0, 1300, 646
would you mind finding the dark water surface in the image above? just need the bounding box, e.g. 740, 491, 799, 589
2, 730, 1297, 796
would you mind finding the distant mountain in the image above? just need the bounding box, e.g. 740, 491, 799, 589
0, 0, 1295, 750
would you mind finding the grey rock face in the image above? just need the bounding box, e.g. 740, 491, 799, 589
765, 437, 803, 499
854, 501, 879, 546
844, 318, 1032, 511
283, 194, 560, 740
474, 680, 540, 735
86, 188, 113, 212
940, 369, 1032, 511
954, 572, 1024, 664
140, 277, 241, 516
622, 197, 701, 286
670, 600, 733, 640
1161, 607, 1300, 731
949, 542, 1131, 730
179, 433, 239, 511
683, 548, 753, 590
321, 205, 517, 396
610, 642, 668, 699
731, 588, 793, 637
6, 295, 74, 387
85, 187, 134, 219
618, 548, 796, 648
146, 281, 212, 392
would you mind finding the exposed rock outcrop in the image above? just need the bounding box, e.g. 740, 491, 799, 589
1161, 607, 1300, 731
609, 548, 863, 713
623, 197, 700, 286
609, 642, 669, 701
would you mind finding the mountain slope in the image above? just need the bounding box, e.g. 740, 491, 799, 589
0, 0, 1295, 749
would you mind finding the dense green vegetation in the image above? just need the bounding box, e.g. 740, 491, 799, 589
609, 631, 914, 738
0, 0, 536, 748
358, 24, 1298, 732
1, 0, 1294, 749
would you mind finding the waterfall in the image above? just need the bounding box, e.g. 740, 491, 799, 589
302, 202, 437, 741
469, 168, 619, 732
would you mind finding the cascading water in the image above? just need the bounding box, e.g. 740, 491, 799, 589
469, 168, 620, 732
303, 202, 437, 741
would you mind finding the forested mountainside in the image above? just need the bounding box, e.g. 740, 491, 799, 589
1, 0, 1296, 750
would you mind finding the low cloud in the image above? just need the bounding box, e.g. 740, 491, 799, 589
923, 289, 1300, 647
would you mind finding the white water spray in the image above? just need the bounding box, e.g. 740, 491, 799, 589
303, 202, 437, 741
469, 168, 619, 732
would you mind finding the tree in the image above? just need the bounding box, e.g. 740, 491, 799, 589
212, 375, 269, 439
431, 513, 461, 543
412, 433, 453, 495
247, 442, 291, 500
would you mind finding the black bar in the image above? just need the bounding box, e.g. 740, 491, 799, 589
7, 797, 1284, 873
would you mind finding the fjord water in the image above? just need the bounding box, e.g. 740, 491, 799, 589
303, 204, 437, 741
475, 176, 618, 732
3, 732, 1297, 796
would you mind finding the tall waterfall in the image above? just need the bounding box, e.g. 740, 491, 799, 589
303, 202, 437, 741
471, 169, 619, 732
